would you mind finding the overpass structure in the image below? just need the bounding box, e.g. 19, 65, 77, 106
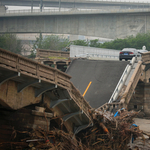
1, 1, 150, 39
0, 11, 150, 39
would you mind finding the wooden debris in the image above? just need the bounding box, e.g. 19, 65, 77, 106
0, 109, 149, 150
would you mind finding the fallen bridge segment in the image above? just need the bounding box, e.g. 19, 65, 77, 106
0, 48, 93, 134
66, 59, 129, 108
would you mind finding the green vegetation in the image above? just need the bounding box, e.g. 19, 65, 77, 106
33, 34, 70, 50
89, 39, 101, 48
72, 33, 150, 50
28, 50, 36, 58
0, 33, 22, 54
73, 40, 88, 46
100, 33, 150, 50
1, 32, 149, 58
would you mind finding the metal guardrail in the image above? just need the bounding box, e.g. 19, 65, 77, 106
121, 61, 144, 105
86, 0, 150, 3
97, 58, 144, 113
108, 57, 136, 103
75, 53, 119, 59
88, 54, 118, 59
0, 7, 150, 16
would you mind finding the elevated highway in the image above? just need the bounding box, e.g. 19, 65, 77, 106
1, 0, 150, 40
1, 11, 150, 39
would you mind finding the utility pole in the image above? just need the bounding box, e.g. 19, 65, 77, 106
59, 0, 61, 12
31, 0, 33, 12
40, 0, 43, 12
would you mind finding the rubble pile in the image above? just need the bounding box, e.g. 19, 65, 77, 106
0, 109, 148, 150
82, 109, 142, 150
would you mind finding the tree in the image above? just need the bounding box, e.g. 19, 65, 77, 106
100, 33, 150, 50
73, 40, 88, 46
89, 39, 101, 47
0, 33, 22, 54
33, 34, 70, 50
33, 32, 43, 50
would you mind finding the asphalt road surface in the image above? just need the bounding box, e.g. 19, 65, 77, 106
66, 59, 129, 108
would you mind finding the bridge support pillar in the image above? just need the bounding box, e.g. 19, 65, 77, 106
32, 106, 53, 130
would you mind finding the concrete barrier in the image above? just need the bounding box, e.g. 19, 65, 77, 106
70, 45, 120, 59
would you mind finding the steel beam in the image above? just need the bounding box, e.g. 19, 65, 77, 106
35, 84, 57, 97
74, 123, 93, 134
62, 102, 83, 125
50, 98, 71, 108
145, 64, 150, 71
0, 72, 20, 85
62, 111, 83, 122
18, 79, 41, 92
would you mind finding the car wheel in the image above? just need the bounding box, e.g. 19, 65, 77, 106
119, 58, 122, 61
125, 59, 128, 61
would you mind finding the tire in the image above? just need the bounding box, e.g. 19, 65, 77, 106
119, 58, 122, 61
125, 59, 128, 61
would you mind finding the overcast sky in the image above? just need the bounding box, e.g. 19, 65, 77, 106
7, 0, 150, 10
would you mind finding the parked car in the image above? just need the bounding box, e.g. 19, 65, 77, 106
119, 48, 138, 61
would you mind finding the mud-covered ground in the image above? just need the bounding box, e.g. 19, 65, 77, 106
134, 118, 150, 133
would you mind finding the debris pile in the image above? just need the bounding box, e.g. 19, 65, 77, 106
82, 108, 142, 150
0, 109, 148, 150
0, 127, 87, 150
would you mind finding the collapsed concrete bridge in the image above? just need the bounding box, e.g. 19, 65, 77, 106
0, 48, 93, 140
66, 54, 150, 116
0, 48, 150, 142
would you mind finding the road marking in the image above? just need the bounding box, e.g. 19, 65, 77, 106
82, 81, 92, 97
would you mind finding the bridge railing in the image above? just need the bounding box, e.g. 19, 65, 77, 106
108, 57, 136, 103
0, 48, 71, 89
75, 53, 119, 59
88, 54, 119, 59
87, 0, 150, 4
97, 59, 144, 113
68, 83, 92, 119
36, 49, 70, 59
0, 48, 92, 121
120, 61, 144, 106
1, 6, 150, 16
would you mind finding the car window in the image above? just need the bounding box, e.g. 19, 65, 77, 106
122, 48, 136, 52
